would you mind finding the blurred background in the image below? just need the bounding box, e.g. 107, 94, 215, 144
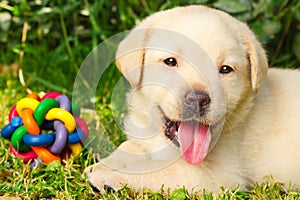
1, 0, 299, 91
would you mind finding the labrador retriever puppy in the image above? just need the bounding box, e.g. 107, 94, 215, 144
84, 5, 300, 193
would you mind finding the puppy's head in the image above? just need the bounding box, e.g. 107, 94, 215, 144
116, 5, 268, 164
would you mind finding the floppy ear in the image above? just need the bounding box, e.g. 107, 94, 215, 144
243, 33, 268, 93
116, 29, 148, 87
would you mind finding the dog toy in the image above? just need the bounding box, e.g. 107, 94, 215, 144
1, 91, 88, 168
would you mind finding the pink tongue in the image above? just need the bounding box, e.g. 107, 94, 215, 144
178, 121, 211, 164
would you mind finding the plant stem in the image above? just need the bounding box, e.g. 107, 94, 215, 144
59, 8, 91, 94
0, 2, 13, 11
18, 20, 32, 94
270, 0, 300, 67
59, 12, 77, 72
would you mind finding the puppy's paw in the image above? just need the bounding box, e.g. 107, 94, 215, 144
84, 163, 125, 192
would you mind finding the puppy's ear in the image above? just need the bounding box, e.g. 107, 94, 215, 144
116, 29, 148, 87
243, 33, 268, 93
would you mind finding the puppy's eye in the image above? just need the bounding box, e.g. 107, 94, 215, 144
163, 57, 177, 67
219, 65, 234, 74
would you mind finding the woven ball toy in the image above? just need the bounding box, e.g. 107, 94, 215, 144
1, 91, 89, 168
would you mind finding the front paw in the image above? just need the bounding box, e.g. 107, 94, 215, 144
84, 163, 126, 192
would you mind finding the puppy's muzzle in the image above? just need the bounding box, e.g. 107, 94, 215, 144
182, 90, 210, 119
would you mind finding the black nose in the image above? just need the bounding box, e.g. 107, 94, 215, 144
184, 90, 210, 110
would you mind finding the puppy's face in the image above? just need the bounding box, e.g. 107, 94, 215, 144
116, 6, 268, 164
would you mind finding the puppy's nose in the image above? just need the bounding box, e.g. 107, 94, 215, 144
184, 91, 210, 109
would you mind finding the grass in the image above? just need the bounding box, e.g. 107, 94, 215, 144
1, 0, 300, 199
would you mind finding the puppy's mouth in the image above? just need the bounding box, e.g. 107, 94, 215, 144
164, 117, 180, 147
163, 114, 211, 165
